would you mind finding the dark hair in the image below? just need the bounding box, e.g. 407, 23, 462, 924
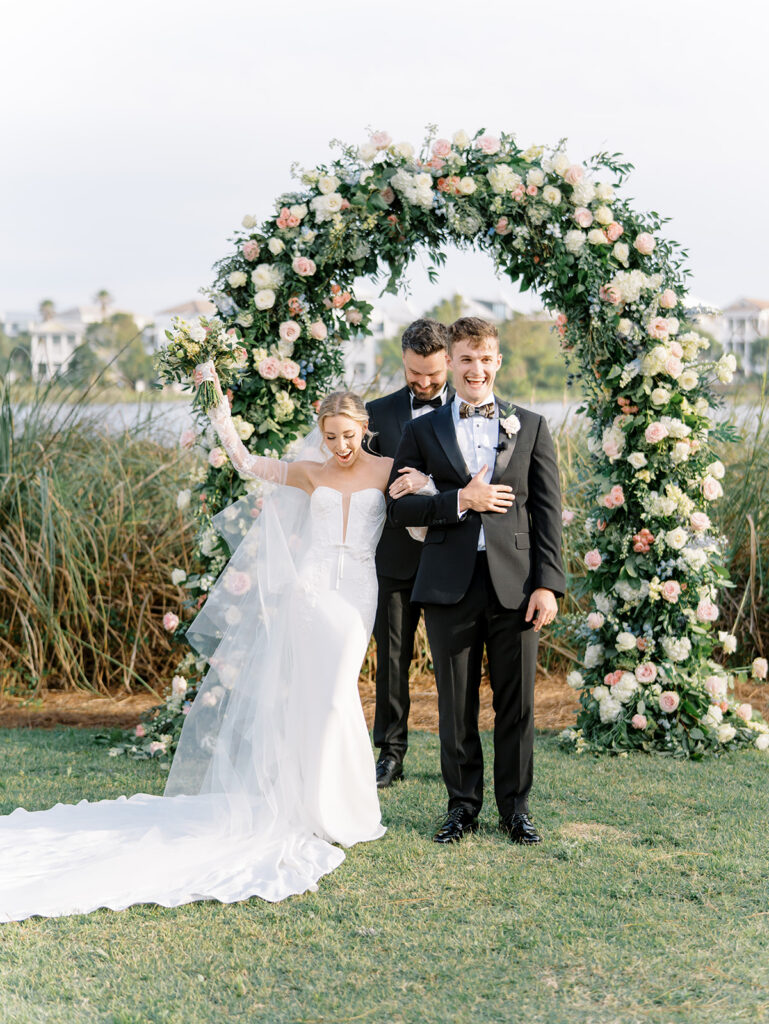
447, 316, 499, 350
400, 318, 448, 356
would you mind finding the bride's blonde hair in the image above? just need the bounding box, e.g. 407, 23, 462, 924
317, 391, 372, 442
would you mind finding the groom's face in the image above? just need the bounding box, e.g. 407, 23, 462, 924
448, 336, 502, 404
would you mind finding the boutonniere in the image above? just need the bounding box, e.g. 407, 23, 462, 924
500, 413, 521, 438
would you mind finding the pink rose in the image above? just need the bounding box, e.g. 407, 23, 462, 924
309, 321, 328, 341
705, 676, 727, 700
635, 662, 658, 683
179, 427, 197, 449
242, 240, 260, 261
292, 256, 316, 277
647, 316, 670, 339
664, 356, 682, 378
659, 289, 677, 309
279, 359, 300, 379
561, 508, 575, 525
631, 714, 648, 730
609, 485, 624, 507
346, 308, 364, 326
658, 690, 680, 714
162, 612, 179, 631
279, 320, 301, 343
208, 447, 227, 468
292, 377, 306, 390
702, 476, 723, 501
495, 216, 512, 235
600, 285, 622, 305
476, 134, 501, 154
669, 340, 683, 358
606, 222, 624, 242
563, 164, 584, 185
148, 741, 166, 755
224, 570, 252, 596
135, 723, 146, 738
371, 131, 392, 150
432, 138, 452, 158
689, 512, 710, 533
584, 548, 602, 570
602, 438, 621, 460
645, 422, 669, 444
736, 703, 753, 723
634, 232, 655, 255
573, 207, 593, 228
258, 357, 281, 380
526, 184, 538, 196
660, 580, 681, 604
605, 669, 623, 687
232, 345, 248, 368
696, 598, 719, 623
587, 612, 605, 630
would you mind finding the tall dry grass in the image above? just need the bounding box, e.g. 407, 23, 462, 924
0, 378, 195, 696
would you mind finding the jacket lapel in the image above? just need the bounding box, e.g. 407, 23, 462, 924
491, 398, 518, 482
431, 401, 470, 483
394, 386, 413, 436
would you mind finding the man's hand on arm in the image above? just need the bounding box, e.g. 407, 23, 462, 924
458, 466, 515, 514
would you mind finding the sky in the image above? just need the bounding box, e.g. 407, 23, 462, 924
2, 0, 766, 321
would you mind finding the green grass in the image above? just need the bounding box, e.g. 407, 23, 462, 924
1, 730, 768, 1023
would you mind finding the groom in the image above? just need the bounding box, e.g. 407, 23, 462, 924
387, 317, 565, 845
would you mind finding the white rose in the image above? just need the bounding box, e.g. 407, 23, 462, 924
594, 205, 614, 225
458, 176, 477, 195
253, 289, 276, 310
651, 386, 671, 407
618, 318, 634, 336
268, 238, 285, 255
526, 167, 545, 188
670, 441, 690, 464
358, 142, 377, 162
318, 175, 341, 195
251, 264, 283, 289
171, 568, 187, 586
627, 452, 647, 469
551, 152, 570, 176
707, 460, 725, 480
665, 527, 688, 550
542, 185, 562, 205
613, 242, 630, 265
595, 182, 615, 201
241, 215, 257, 229
599, 695, 623, 723
566, 670, 584, 690
227, 270, 247, 289
678, 369, 699, 391
615, 631, 637, 652
755, 734, 769, 751
718, 631, 737, 654
564, 229, 586, 254
394, 141, 415, 160
717, 724, 736, 744
176, 489, 191, 510
587, 228, 609, 246
452, 129, 470, 149
584, 643, 605, 669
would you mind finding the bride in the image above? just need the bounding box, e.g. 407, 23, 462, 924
0, 367, 428, 922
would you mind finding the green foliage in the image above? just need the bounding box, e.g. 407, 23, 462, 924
424, 292, 466, 324
3, 728, 769, 1023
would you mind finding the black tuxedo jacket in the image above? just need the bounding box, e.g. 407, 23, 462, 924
386, 398, 566, 608
366, 385, 455, 580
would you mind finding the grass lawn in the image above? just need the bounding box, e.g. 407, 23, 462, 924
1, 728, 768, 1024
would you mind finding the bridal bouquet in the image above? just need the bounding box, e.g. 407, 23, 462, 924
155, 316, 248, 412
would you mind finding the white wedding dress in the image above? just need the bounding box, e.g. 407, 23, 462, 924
0, 403, 387, 922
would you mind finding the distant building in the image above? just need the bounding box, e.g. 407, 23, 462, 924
720, 298, 769, 375
142, 299, 217, 354
460, 295, 519, 323
342, 286, 420, 388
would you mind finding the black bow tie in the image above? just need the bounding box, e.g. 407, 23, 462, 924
459, 401, 495, 419
411, 395, 443, 410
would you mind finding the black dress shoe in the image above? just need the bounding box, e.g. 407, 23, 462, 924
375, 755, 403, 789
433, 807, 479, 844
499, 812, 542, 845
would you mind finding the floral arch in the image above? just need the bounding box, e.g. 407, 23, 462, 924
172, 127, 767, 759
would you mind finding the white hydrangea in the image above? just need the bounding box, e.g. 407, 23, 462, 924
661, 636, 692, 662
599, 694, 623, 723
584, 643, 605, 669
594, 592, 615, 614
564, 229, 586, 254
567, 670, 584, 689
613, 672, 639, 704
615, 631, 637, 652
614, 579, 650, 605
251, 264, 284, 290
680, 547, 708, 571
487, 164, 523, 194
571, 180, 596, 206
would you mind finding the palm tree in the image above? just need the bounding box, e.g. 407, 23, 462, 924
94, 289, 114, 321
39, 299, 55, 322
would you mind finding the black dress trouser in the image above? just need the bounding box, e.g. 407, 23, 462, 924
423, 552, 539, 818
372, 574, 421, 762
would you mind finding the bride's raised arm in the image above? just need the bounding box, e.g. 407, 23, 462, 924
195, 361, 312, 491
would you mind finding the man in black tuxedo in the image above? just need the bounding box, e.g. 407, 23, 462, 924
366, 319, 453, 788
387, 317, 565, 844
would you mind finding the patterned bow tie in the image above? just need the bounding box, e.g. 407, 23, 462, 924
459, 401, 495, 419
411, 394, 443, 410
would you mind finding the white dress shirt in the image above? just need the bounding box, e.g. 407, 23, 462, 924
453, 393, 499, 550
410, 385, 449, 420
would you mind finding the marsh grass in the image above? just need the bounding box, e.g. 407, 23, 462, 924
1, 728, 768, 1023
0, 377, 195, 697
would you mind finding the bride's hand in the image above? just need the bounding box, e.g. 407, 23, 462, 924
193, 361, 224, 402
389, 467, 429, 499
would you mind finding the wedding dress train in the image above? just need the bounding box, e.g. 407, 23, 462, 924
0, 414, 387, 921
